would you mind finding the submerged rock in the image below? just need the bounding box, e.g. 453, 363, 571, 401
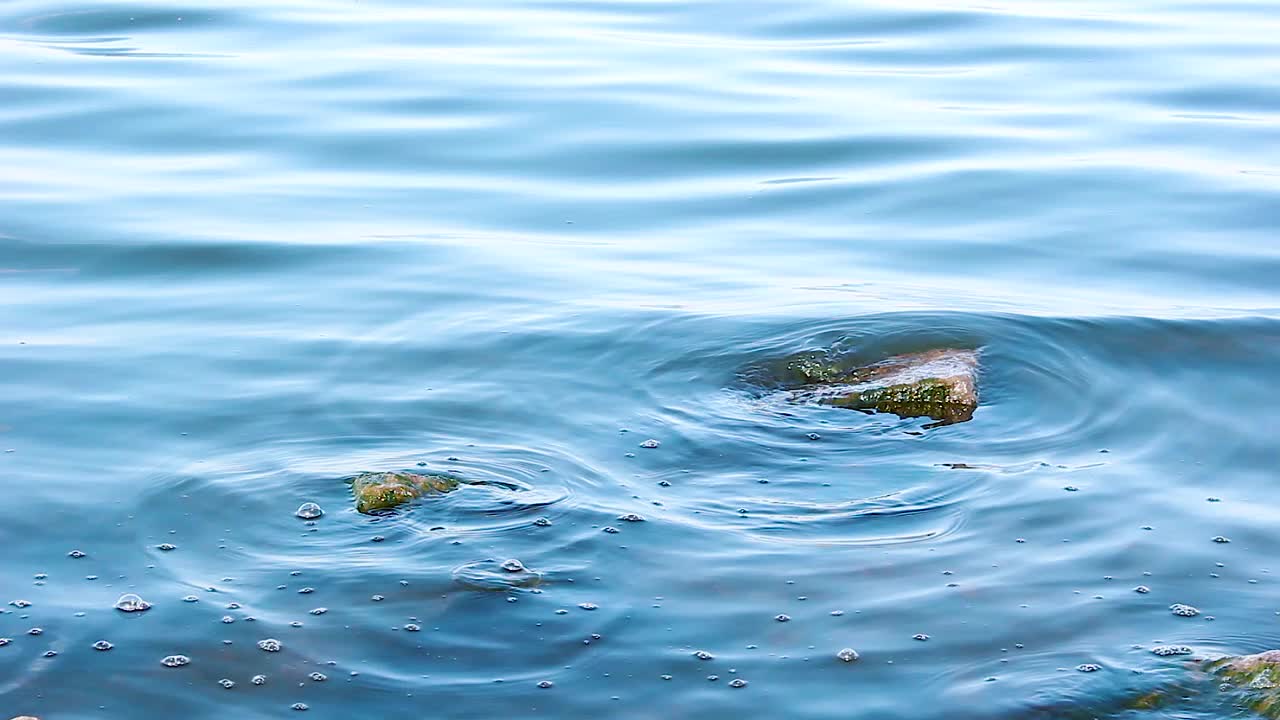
350, 471, 461, 514
784, 349, 979, 427
1207, 650, 1280, 717
1033, 648, 1280, 718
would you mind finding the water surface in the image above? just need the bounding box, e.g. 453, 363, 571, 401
2, 0, 1280, 717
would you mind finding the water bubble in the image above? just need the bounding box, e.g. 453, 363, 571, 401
830, 610, 844, 616
661, 674, 672, 680
537, 680, 554, 689
258, 638, 282, 652
222, 616, 235, 624
837, 648, 860, 662
806, 433, 821, 441
182, 595, 200, 603
913, 634, 929, 641
1212, 536, 1231, 544
252, 675, 267, 685
220, 678, 235, 689
28, 628, 43, 635
10, 599, 31, 608
1207, 497, 1221, 502
404, 624, 421, 632
161, 655, 191, 667
157, 543, 177, 551
309, 608, 327, 615
295, 503, 324, 520
292, 703, 309, 711
44, 650, 57, 658
775, 614, 791, 622
693, 650, 714, 661
289, 621, 303, 628
639, 439, 660, 449
92, 640, 113, 651
309, 672, 327, 682
298, 587, 314, 594
579, 602, 598, 611
1151, 645, 1194, 656
1064, 486, 1079, 492
500, 559, 526, 573
603, 526, 620, 534
1134, 586, 1150, 594
0, 639, 10, 647
729, 678, 748, 688
1076, 664, 1102, 673
68, 550, 86, 558
533, 517, 552, 527
1170, 604, 1200, 617
371, 595, 384, 602
707, 675, 719, 681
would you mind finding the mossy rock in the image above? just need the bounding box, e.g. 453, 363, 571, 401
350, 471, 461, 514
1207, 650, 1280, 718
786, 348, 979, 427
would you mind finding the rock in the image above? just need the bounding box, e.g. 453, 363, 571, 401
1207, 650, 1280, 717
785, 349, 979, 427
350, 471, 461, 514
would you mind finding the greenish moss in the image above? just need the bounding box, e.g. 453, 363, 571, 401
350, 471, 461, 514
1207, 651, 1280, 718
822, 378, 975, 425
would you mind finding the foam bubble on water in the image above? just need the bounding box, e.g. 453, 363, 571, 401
1134, 586, 1151, 594
404, 623, 420, 632
0, 638, 11, 647
533, 517, 552, 527
617, 513, 645, 522
1151, 645, 1194, 656
68, 550, 86, 558
913, 633, 929, 641
1076, 663, 1102, 672
309, 672, 327, 682
92, 640, 113, 651
252, 675, 267, 685
1170, 604, 1200, 617
775, 614, 791, 622
1212, 536, 1231, 544
258, 638, 282, 652
537, 680, 554, 689
219, 678, 235, 689
693, 650, 714, 660
500, 559, 526, 573
639, 439, 660, 449
157, 543, 176, 551
295, 503, 324, 520
292, 703, 309, 711
729, 678, 748, 688
161, 654, 190, 667
837, 648, 860, 662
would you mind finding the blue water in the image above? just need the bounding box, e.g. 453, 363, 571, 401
2, 1, 1280, 718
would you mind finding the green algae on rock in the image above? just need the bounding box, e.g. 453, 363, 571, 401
1207, 650, 1280, 718
786, 348, 979, 427
350, 471, 461, 514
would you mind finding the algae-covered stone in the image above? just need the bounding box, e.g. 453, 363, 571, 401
351, 471, 461, 514
1207, 650, 1280, 717
787, 349, 979, 427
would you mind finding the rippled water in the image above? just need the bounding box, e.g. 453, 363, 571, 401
3, 1, 1280, 718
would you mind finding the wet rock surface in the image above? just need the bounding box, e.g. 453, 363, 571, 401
775, 348, 979, 427
350, 471, 461, 514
